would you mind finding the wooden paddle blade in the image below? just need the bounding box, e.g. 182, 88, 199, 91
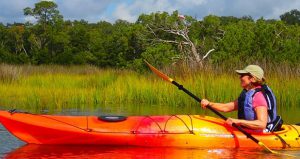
144, 60, 173, 82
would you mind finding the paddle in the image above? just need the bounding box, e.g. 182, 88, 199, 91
145, 60, 295, 157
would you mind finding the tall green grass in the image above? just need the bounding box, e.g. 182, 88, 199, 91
0, 64, 299, 123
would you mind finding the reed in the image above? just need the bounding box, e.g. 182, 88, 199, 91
0, 64, 299, 123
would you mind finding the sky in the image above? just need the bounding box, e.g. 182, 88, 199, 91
0, 0, 299, 24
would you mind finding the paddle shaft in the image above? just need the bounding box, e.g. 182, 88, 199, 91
171, 80, 260, 144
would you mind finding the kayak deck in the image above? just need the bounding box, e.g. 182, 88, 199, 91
0, 111, 299, 148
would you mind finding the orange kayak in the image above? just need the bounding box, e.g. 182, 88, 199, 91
0, 110, 299, 148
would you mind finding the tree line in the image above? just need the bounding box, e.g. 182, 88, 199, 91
0, 1, 299, 70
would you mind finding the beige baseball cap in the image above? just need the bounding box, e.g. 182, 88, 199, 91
235, 65, 265, 80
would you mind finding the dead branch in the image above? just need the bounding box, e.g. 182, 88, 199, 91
202, 49, 215, 60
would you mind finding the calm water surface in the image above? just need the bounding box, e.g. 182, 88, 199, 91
0, 107, 299, 158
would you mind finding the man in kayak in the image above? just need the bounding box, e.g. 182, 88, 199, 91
201, 65, 280, 132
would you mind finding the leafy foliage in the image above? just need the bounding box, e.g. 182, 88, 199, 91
0, 1, 299, 70
280, 9, 300, 25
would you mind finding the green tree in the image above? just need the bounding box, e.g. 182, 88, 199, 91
0, 23, 7, 53
68, 20, 90, 53
6, 25, 27, 55
131, 43, 177, 71
24, 1, 64, 64
213, 20, 255, 65
280, 9, 300, 25
24, 1, 63, 28
0, 2, 299, 68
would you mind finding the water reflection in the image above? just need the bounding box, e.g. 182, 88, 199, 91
5, 144, 299, 159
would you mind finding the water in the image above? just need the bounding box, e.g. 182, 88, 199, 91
3, 145, 300, 159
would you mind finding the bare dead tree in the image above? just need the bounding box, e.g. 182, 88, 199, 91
144, 14, 224, 68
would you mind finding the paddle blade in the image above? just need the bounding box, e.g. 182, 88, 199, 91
258, 142, 296, 157
258, 142, 276, 153
144, 60, 173, 82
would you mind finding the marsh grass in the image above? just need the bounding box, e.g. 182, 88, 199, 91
0, 64, 299, 123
